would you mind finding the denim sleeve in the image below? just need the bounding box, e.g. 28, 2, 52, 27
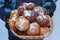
11, 0, 16, 9
43, 0, 56, 17
0, 0, 16, 23
0, 8, 11, 23
0, 0, 4, 8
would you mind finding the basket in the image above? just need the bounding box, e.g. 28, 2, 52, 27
9, 17, 54, 39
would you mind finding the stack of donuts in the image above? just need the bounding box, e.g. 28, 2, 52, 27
9, 3, 52, 36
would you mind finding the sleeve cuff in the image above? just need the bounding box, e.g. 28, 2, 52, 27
43, 2, 51, 7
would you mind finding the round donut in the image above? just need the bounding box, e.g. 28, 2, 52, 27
27, 22, 40, 36
9, 10, 19, 31
15, 16, 30, 31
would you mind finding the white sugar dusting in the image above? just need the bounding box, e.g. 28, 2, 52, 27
39, 12, 44, 15
19, 6, 24, 8
23, 3, 28, 7
37, 16, 43, 20
43, 15, 48, 19
26, 2, 33, 5
24, 10, 31, 17
23, 2, 34, 6
11, 10, 15, 14
34, 6, 44, 15
20, 3, 28, 9
38, 7, 44, 15
11, 10, 18, 21
29, 2, 33, 4
17, 17, 26, 31
29, 22, 38, 32
23, 2, 28, 5
11, 14, 17, 21
19, 6, 26, 9
15, 10, 18, 12
11, 10, 18, 14
15, 10, 18, 14
34, 7, 40, 12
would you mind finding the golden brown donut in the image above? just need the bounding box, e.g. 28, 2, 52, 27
15, 16, 30, 31
10, 10, 19, 19
40, 27, 49, 36
36, 15, 50, 27
9, 10, 19, 31
27, 22, 40, 36
23, 10, 35, 22
33, 6, 44, 15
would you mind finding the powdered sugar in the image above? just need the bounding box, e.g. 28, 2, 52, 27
29, 2, 34, 4
43, 15, 48, 19
24, 10, 31, 17
19, 19, 26, 31
37, 15, 43, 20
11, 10, 18, 14
19, 6, 24, 8
34, 7, 40, 12
11, 10, 15, 14
16, 16, 26, 31
38, 11, 44, 15
26, 2, 34, 5
15, 10, 18, 14
29, 22, 38, 32
18, 6, 26, 9
33, 6, 44, 15
22, 3, 27, 8
11, 14, 17, 21
11, 10, 18, 21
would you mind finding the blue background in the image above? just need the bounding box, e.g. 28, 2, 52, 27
0, 0, 60, 40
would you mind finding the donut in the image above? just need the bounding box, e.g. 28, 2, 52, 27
36, 15, 50, 27
18, 6, 24, 16
40, 27, 49, 36
23, 10, 35, 22
15, 16, 30, 31
33, 6, 44, 15
27, 22, 40, 36
9, 10, 19, 31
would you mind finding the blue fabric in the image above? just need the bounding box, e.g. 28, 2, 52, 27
43, 0, 56, 17
4, 8, 11, 13
11, 0, 16, 9
0, 0, 4, 8
16, 0, 42, 8
53, 0, 57, 2
0, 0, 16, 13
43, 2, 51, 7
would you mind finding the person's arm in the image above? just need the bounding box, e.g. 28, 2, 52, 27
0, 0, 16, 23
43, 0, 56, 17
0, 0, 11, 23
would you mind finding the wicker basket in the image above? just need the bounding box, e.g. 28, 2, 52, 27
9, 18, 54, 39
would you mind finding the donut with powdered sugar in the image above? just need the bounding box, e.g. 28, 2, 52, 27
27, 22, 40, 36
